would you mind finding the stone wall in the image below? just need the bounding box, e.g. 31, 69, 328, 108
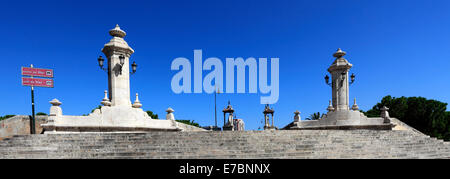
0, 115, 47, 139
0, 115, 204, 139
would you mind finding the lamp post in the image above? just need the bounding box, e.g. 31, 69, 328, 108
325, 72, 355, 86
214, 86, 222, 130
97, 56, 106, 71
350, 73, 355, 85
324, 74, 330, 86
98, 55, 137, 74
325, 48, 355, 111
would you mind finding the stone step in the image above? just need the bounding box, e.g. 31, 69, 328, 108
1, 130, 449, 159
0, 135, 434, 143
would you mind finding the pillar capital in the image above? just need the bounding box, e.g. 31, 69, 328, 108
102, 24, 134, 57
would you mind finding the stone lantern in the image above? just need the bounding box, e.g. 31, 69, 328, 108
263, 104, 276, 130
222, 101, 235, 131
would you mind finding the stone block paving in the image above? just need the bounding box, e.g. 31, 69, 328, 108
0, 130, 449, 159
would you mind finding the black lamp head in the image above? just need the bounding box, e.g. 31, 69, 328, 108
131, 61, 137, 73
119, 55, 125, 65
98, 56, 104, 68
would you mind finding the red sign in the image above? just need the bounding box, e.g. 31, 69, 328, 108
21, 67, 54, 78
22, 77, 54, 88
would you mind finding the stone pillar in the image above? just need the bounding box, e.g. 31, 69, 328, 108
380, 106, 390, 118
351, 98, 359, 111
101, 90, 111, 106
328, 48, 352, 111
293, 110, 301, 122
165, 107, 178, 128
45, 99, 62, 133
381, 106, 391, 123
166, 107, 175, 121
132, 93, 142, 108
327, 100, 335, 112
49, 99, 62, 118
271, 113, 274, 127
101, 25, 134, 107
264, 114, 269, 127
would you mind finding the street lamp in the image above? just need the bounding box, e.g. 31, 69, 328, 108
131, 61, 137, 74
341, 71, 346, 81
97, 56, 106, 71
118, 55, 125, 75
119, 55, 125, 66
97, 55, 137, 75
350, 73, 355, 85
324, 72, 356, 86
324, 75, 331, 86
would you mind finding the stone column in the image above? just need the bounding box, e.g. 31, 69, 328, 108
45, 99, 62, 133
49, 99, 62, 119
381, 106, 391, 123
293, 110, 301, 122
223, 113, 226, 127
271, 113, 274, 127
102, 25, 134, 107
328, 48, 352, 111
166, 107, 175, 120
264, 114, 269, 127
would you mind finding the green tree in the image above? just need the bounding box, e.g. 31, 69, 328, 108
91, 105, 102, 113
306, 112, 322, 120
82, 105, 103, 116
176, 119, 200, 127
36, 112, 47, 115
445, 112, 450, 140
365, 95, 450, 141
0, 115, 15, 121
146, 111, 158, 119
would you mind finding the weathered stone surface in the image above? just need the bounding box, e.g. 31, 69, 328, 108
42, 105, 181, 133
40, 25, 192, 133
286, 49, 393, 130
0, 115, 47, 139
0, 130, 448, 159
1, 115, 204, 138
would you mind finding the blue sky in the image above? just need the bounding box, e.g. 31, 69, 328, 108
1, 0, 450, 130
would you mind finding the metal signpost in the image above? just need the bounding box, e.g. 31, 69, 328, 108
21, 65, 54, 134
214, 86, 221, 130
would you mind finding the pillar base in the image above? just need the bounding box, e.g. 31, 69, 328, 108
264, 126, 277, 130
283, 110, 395, 130
222, 126, 234, 131
42, 105, 181, 133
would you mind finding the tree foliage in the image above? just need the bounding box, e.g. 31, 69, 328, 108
306, 112, 322, 120
0, 115, 15, 121
146, 111, 158, 119
176, 119, 200, 127
91, 105, 102, 113
365, 95, 450, 141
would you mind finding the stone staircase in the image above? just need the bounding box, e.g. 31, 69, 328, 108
0, 130, 449, 159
